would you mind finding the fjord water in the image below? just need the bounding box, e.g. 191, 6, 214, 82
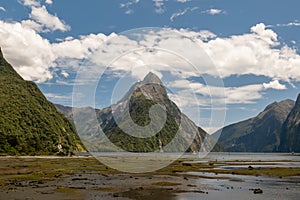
178, 152, 300, 200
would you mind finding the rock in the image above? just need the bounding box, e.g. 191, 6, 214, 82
113, 193, 119, 197
250, 188, 263, 194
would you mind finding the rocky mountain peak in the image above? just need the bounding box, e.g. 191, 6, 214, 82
142, 72, 162, 85
263, 99, 294, 112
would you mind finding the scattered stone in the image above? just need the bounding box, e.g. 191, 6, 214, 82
71, 178, 88, 181
69, 186, 86, 189
250, 188, 263, 194
54, 174, 62, 178
113, 193, 119, 197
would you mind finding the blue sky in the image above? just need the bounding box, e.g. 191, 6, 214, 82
1, 0, 300, 133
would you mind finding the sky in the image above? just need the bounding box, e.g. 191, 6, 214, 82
1, 0, 300, 133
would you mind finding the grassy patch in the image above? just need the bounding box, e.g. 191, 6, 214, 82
55, 187, 79, 194
0, 157, 118, 186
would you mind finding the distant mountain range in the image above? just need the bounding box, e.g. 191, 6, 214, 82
0, 48, 85, 155
215, 96, 300, 153
56, 72, 223, 153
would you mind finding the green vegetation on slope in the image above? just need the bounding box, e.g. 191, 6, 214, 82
103, 88, 186, 152
0, 48, 85, 155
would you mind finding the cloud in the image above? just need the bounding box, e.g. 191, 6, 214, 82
170, 7, 199, 22
120, 0, 140, 14
0, 21, 54, 82
169, 80, 262, 105
202, 8, 224, 15
44, 93, 72, 105
203, 23, 300, 82
45, 0, 53, 5
263, 80, 286, 90
21, 19, 44, 32
1, 21, 300, 89
0, 6, 6, 12
61, 70, 69, 78
0, 20, 110, 82
153, 0, 165, 14
176, 0, 191, 2
19, 0, 40, 7
19, 0, 69, 32
169, 79, 286, 106
275, 21, 300, 27
29, 6, 70, 32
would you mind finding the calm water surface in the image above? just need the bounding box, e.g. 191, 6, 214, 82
178, 152, 300, 200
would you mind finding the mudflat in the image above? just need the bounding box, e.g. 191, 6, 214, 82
0, 154, 299, 199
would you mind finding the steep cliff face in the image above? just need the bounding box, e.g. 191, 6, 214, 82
0, 48, 85, 155
279, 94, 300, 152
215, 99, 295, 152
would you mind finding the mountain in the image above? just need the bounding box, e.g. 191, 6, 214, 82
279, 94, 300, 152
56, 72, 222, 152
214, 99, 295, 152
0, 48, 85, 155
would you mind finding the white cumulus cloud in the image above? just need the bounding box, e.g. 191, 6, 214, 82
0, 21, 110, 82
263, 80, 287, 90
29, 6, 70, 32
0, 21, 54, 82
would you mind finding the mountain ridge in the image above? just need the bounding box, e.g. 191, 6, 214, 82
214, 99, 295, 152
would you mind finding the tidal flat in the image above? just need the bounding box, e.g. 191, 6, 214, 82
0, 153, 299, 199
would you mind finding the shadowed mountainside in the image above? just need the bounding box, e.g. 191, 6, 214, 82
214, 99, 295, 152
280, 94, 300, 152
